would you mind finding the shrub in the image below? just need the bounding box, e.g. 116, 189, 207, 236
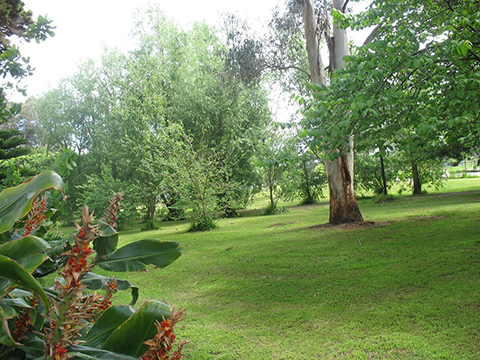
188, 215, 218, 232
263, 202, 278, 215
263, 203, 290, 216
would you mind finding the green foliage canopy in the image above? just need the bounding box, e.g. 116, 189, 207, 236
303, 0, 480, 159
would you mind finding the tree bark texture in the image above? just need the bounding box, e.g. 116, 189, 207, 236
412, 162, 422, 195
300, 0, 363, 224
301, 160, 314, 204
380, 156, 387, 195
300, 0, 327, 85
269, 184, 275, 208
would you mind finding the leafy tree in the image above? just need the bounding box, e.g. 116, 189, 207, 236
34, 9, 272, 225
0, 128, 28, 159
159, 19, 271, 215
0, 0, 53, 120
76, 167, 138, 230
153, 124, 226, 231
255, 127, 296, 213
355, 152, 394, 196
225, 4, 310, 94
283, 147, 327, 204
0, 128, 28, 185
0, 1, 53, 188
227, 1, 366, 223
298, 0, 365, 224
309, 0, 480, 196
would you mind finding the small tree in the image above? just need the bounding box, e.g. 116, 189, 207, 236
256, 127, 297, 214
285, 149, 327, 205
0, 128, 29, 186
0, 0, 53, 121
153, 125, 227, 231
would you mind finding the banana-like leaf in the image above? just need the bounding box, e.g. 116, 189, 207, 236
0, 255, 50, 308
68, 345, 138, 359
0, 302, 18, 319
83, 305, 135, 349
0, 236, 50, 260
81, 273, 139, 306
93, 221, 118, 258
0, 306, 16, 346
9, 289, 32, 297
19, 254, 49, 274
97, 240, 182, 272
0, 297, 32, 319
0, 171, 64, 234
1, 297, 31, 309
17, 338, 45, 359
0, 237, 50, 295
101, 300, 172, 357
33, 237, 70, 278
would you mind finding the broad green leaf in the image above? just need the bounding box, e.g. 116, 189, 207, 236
101, 300, 172, 357
33, 237, 70, 278
0, 296, 33, 319
0, 236, 49, 292
69, 345, 138, 360
0, 171, 64, 233
93, 221, 118, 257
0, 236, 50, 261
18, 338, 44, 358
82, 273, 139, 306
0, 302, 19, 319
0, 306, 16, 346
97, 240, 182, 272
1, 297, 31, 309
83, 305, 135, 349
9, 289, 33, 298
19, 254, 48, 273
0, 255, 50, 308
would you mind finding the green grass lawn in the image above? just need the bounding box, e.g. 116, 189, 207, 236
102, 178, 480, 359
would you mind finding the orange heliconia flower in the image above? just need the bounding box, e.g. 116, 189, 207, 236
141, 309, 187, 360
23, 195, 47, 236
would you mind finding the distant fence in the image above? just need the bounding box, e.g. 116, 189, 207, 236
450, 171, 480, 178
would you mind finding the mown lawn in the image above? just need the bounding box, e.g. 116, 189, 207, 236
105, 178, 480, 359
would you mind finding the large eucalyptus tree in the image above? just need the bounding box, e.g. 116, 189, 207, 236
306, 0, 480, 195
299, 0, 364, 224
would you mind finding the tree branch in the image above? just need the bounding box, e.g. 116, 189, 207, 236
268, 64, 311, 78
466, 49, 480, 63
342, 0, 350, 13
442, 0, 455, 12
363, 24, 382, 46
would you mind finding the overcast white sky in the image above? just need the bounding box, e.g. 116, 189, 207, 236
12, 0, 284, 101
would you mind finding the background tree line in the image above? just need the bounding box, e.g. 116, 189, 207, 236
3, 6, 327, 230
2, 0, 479, 230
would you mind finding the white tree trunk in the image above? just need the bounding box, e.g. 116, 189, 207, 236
301, 0, 327, 86
301, 0, 363, 224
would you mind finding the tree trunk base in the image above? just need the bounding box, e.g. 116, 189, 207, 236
326, 154, 364, 225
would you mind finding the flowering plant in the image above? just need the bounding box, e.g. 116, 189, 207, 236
0, 172, 186, 359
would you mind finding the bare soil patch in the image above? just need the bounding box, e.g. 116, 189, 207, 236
267, 221, 296, 228
307, 221, 391, 231
411, 214, 449, 220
